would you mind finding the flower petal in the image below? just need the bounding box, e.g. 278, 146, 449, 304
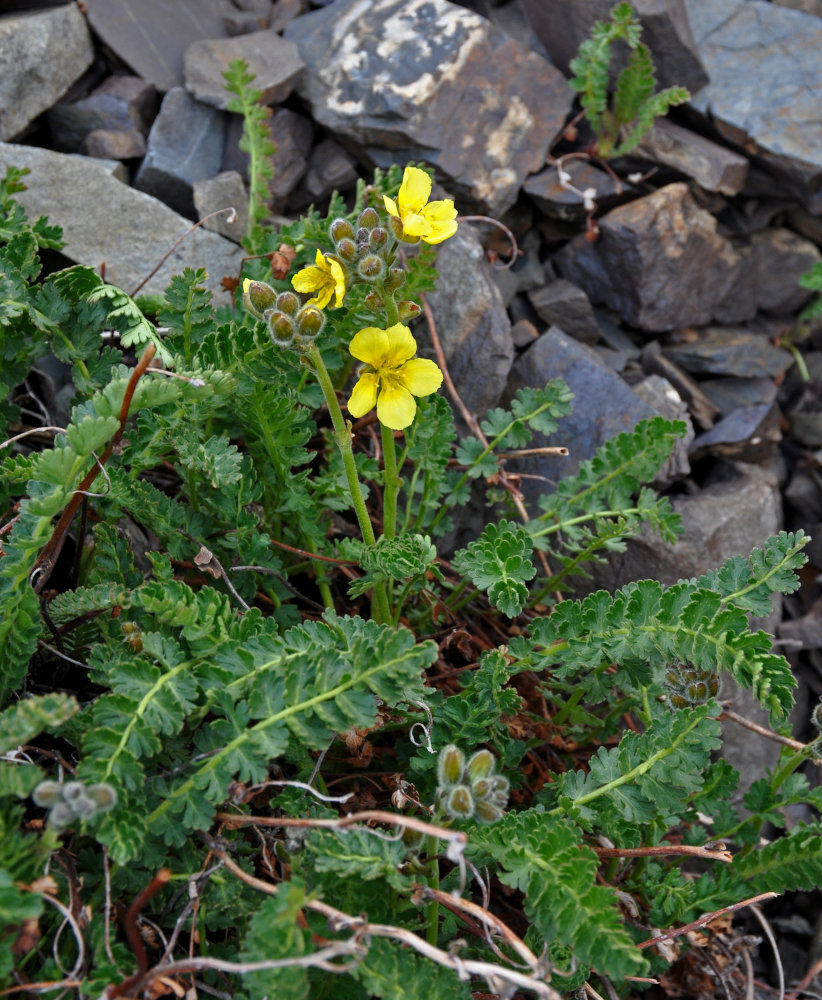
399, 357, 443, 397
401, 211, 434, 238
349, 327, 390, 366
422, 218, 459, 244
382, 323, 417, 367
424, 199, 458, 223
398, 166, 431, 217
348, 371, 379, 418
307, 283, 333, 310
328, 256, 347, 308
383, 194, 399, 217
292, 266, 324, 293
377, 383, 417, 429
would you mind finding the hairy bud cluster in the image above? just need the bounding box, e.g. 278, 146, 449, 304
244, 280, 326, 350
327, 207, 402, 294
664, 661, 719, 709
435, 745, 509, 824
33, 779, 118, 830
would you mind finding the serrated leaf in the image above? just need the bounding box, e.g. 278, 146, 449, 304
0, 694, 78, 753
452, 520, 535, 617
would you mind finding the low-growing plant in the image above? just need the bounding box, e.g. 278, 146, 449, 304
1, 60, 821, 1000
569, 1, 691, 158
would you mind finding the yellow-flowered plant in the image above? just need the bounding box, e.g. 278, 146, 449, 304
291, 249, 346, 309
347, 323, 443, 430
384, 165, 458, 245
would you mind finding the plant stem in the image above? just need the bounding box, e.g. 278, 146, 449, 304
381, 422, 400, 541
305, 344, 391, 624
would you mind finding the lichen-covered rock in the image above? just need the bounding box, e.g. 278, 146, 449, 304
284, 0, 572, 215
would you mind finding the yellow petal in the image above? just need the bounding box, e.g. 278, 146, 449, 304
383, 194, 399, 217
399, 357, 443, 397
350, 326, 390, 366
328, 257, 346, 308
377, 383, 417, 429
401, 211, 434, 238
398, 166, 432, 217
422, 218, 459, 244
314, 248, 326, 267
348, 371, 379, 418
424, 199, 457, 223
292, 266, 325, 293
307, 282, 333, 310
242, 277, 252, 293
382, 323, 417, 367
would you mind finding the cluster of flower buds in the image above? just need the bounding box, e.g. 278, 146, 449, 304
436, 745, 509, 823
244, 279, 325, 350
664, 661, 719, 708
33, 779, 118, 830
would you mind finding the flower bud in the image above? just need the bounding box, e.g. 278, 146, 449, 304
336, 237, 357, 262
363, 290, 384, 311
445, 785, 474, 819
385, 268, 406, 293
330, 217, 356, 242
402, 826, 425, 852
49, 802, 73, 829
88, 783, 118, 810
243, 278, 278, 318
397, 300, 421, 321
437, 744, 465, 788
474, 799, 504, 824
813, 701, 822, 733
296, 305, 325, 341
369, 226, 388, 249
266, 309, 296, 346
466, 749, 494, 783
356, 227, 370, 245
275, 291, 300, 316
358, 207, 380, 230
32, 780, 63, 808
358, 254, 385, 281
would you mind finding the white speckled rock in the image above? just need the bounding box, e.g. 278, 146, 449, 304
284, 0, 572, 215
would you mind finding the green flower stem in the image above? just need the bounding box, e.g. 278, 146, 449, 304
382, 288, 400, 327
305, 344, 391, 624
381, 421, 400, 542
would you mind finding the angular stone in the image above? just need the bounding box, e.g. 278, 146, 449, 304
689, 403, 781, 463
524, 159, 627, 221
268, 108, 314, 206
750, 228, 820, 315
641, 340, 720, 430
295, 138, 359, 204
503, 326, 657, 508
269, 0, 310, 34
700, 376, 779, 417
135, 88, 227, 218
193, 171, 248, 244
285, 0, 572, 216
183, 31, 304, 109
48, 75, 158, 153
85, 128, 146, 160
662, 327, 794, 378
221, 0, 272, 35
685, 0, 822, 212
425, 225, 513, 426
520, 0, 709, 93
554, 183, 754, 332
0, 5, 94, 141
83, 0, 228, 92
0, 143, 243, 299
528, 280, 601, 345
511, 317, 539, 349
779, 600, 822, 651
635, 119, 749, 196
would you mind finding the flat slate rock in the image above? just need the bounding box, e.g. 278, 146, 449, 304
0, 143, 243, 300
685, 0, 822, 212
83, 0, 229, 92
635, 119, 749, 196
284, 0, 572, 216
0, 5, 94, 141
184, 31, 304, 109
662, 327, 794, 378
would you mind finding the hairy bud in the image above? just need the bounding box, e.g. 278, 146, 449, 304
329, 217, 355, 242
385, 267, 406, 293
437, 744, 465, 788
358, 206, 380, 230
275, 291, 300, 316
335, 237, 357, 262
445, 785, 474, 819
369, 226, 388, 249
266, 309, 296, 346
358, 254, 385, 281
397, 300, 421, 322
243, 278, 278, 318
296, 305, 325, 341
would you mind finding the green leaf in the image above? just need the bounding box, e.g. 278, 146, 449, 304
0, 693, 78, 754
452, 520, 535, 616
353, 938, 472, 1000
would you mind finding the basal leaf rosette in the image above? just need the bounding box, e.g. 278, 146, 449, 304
347, 323, 443, 431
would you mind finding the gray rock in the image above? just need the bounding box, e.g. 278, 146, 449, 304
641, 340, 720, 430
685, 0, 822, 213
270, 0, 310, 33
662, 327, 794, 378
222, 0, 273, 35
268, 108, 314, 206
48, 75, 158, 153
503, 325, 657, 508
700, 376, 779, 417
511, 318, 540, 349
554, 183, 753, 332
0, 5, 94, 141
528, 280, 601, 345
296, 138, 359, 204
689, 403, 781, 463
524, 159, 628, 221
183, 31, 304, 109
779, 601, 822, 651
83, 0, 229, 92
635, 119, 749, 196
0, 143, 243, 300
135, 88, 227, 218
85, 128, 146, 160
425, 225, 513, 427
285, 0, 572, 216
631, 374, 693, 483
520, 0, 709, 93
192, 171, 249, 243
750, 228, 820, 315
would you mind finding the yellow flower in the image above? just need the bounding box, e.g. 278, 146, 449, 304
383, 166, 458, 245
348, 323, 443, 430
291, 249, 346, 309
